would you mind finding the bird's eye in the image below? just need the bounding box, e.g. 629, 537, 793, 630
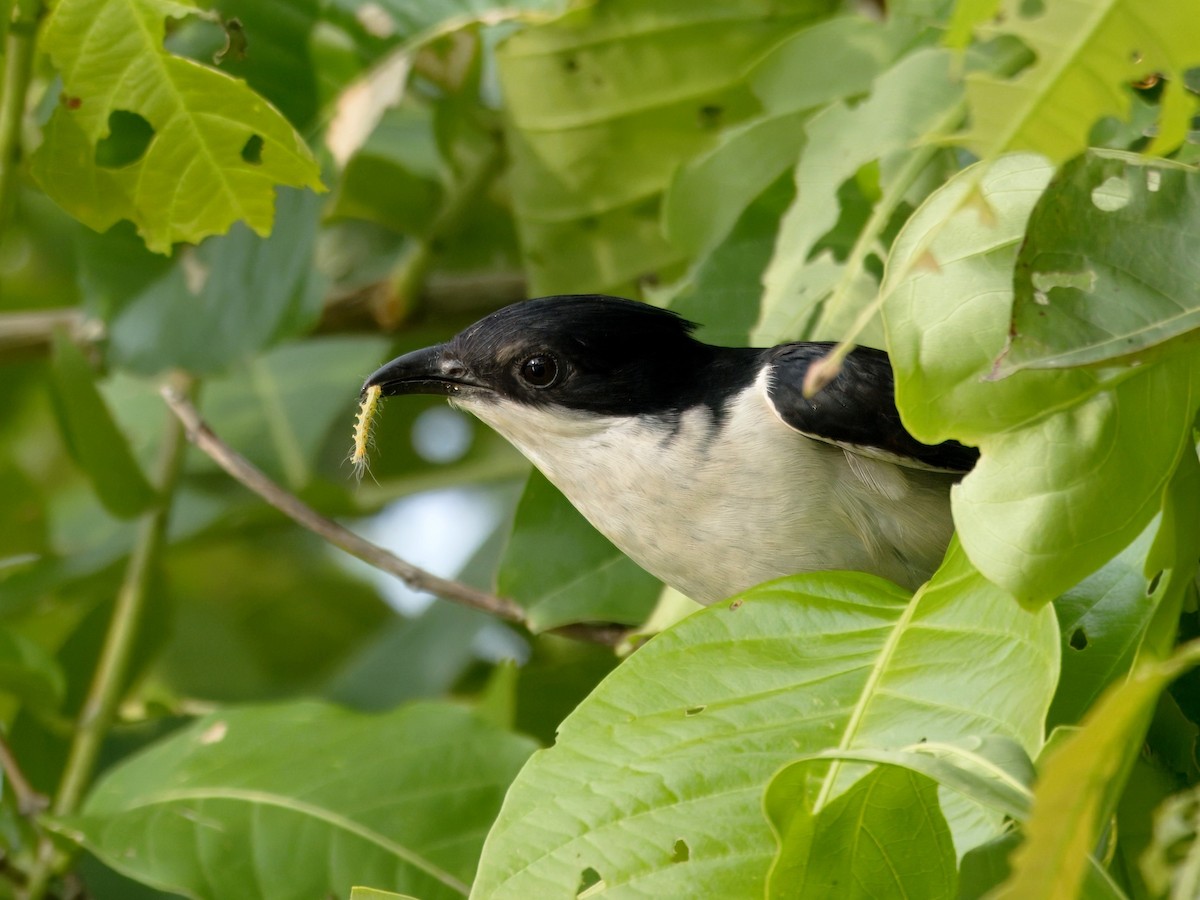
519, 354, 559, 388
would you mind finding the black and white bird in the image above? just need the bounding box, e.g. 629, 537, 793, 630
364, 295, 976, 604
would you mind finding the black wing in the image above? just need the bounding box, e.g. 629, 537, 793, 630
765, 343, 978, 474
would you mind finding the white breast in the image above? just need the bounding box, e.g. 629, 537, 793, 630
458, 371, 956, 604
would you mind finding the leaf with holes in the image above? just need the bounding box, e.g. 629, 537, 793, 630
471, 544, 1058, 897
30, 0, 322, 253
958, 0, 1200, 159
884, 153, 1200, 605
997, 151, 1200, 375
497, 0, 838, 296
48, 702, 536, 900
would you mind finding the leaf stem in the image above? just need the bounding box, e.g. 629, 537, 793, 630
0, 0, 40, 230
0, 730, 48, 817
24, 373, 193, 900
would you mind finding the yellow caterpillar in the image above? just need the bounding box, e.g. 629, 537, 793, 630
350, 383, 382, 481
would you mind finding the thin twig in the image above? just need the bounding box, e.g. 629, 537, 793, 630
0, 0, 40, 229
26, 373, 194, 900
159, 384, 626, 647
0, 731, 47, 817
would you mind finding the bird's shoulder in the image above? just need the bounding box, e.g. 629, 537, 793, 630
762, 342, 978, 474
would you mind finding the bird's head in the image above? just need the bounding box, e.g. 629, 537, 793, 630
363, 295, 718, 419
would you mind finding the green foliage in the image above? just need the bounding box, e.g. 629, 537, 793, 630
53, 702, 536, 899
3, 0, 1200, 897
30, 0, 323, 252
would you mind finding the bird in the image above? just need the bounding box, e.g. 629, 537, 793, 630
362, 295, 977, 605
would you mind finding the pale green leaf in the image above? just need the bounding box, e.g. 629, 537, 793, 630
766, 765, 957, 899
661, 14, 912, 260
51, 702, 537, 900
31, 0, 323, 252
883, 153, 1200, 604
777, 736, 1036, 823
998, 152, 1200, 374
497, 0, 837, 295
472, 548, 1057, 897
958, 0, 1200, 159
992, 640, 1200, 900
753, 47, 962, 345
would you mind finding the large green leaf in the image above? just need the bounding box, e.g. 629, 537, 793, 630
497, 0, 837, 295
958, 0, 1200, 160
998, 152, 1200, 374
766, 764, 957, 899
993, 640, 1200, 899
497, 470, 660, 631
883, 153, 1200, 604
472, 546, 1057, 897
53, 702, 537, 900
31, 0, 323, 252
104, 187, 326, 377
47, 333, 159, 519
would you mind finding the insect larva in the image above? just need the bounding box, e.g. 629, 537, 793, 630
350, 383, 382, 481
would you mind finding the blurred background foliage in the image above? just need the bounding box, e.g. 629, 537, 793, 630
0, 0, 1199, 897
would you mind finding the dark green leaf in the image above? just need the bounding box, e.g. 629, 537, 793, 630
0, 624, 66, 710
54, 701, 537, 900
48, 333, 158, 518
106, 187, 326, 376
497, 470, 660, 631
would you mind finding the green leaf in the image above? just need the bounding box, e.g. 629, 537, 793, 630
658, 174, 793, 348
0, 624, 67, 710
754, 47, 961, 344
351, 889, 421, 900
155, 530, 392, 702
497, 470, 660, 631
775, 737, 1036, 824
497, 0, 838, 295
993, 640, 1200, 900
327, 104, 445, 235
883, 153, 1200, 604
998, 152, 1200, 374
53, 701, 537, 900
48, 333, 159, 519
105, 187, 327, 376
765, 764, 957, 899
958, 0, 1200, 159
1141, 783, 1200, 900
1049, 521, 1163, 728
472, 547, 1058, 896
31, 0, 323, 252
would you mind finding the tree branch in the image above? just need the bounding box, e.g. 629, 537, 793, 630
159, 384, 626, 647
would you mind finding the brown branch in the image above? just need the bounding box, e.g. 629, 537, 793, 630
159, 385, 625, 647
0, 731, 47, 817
